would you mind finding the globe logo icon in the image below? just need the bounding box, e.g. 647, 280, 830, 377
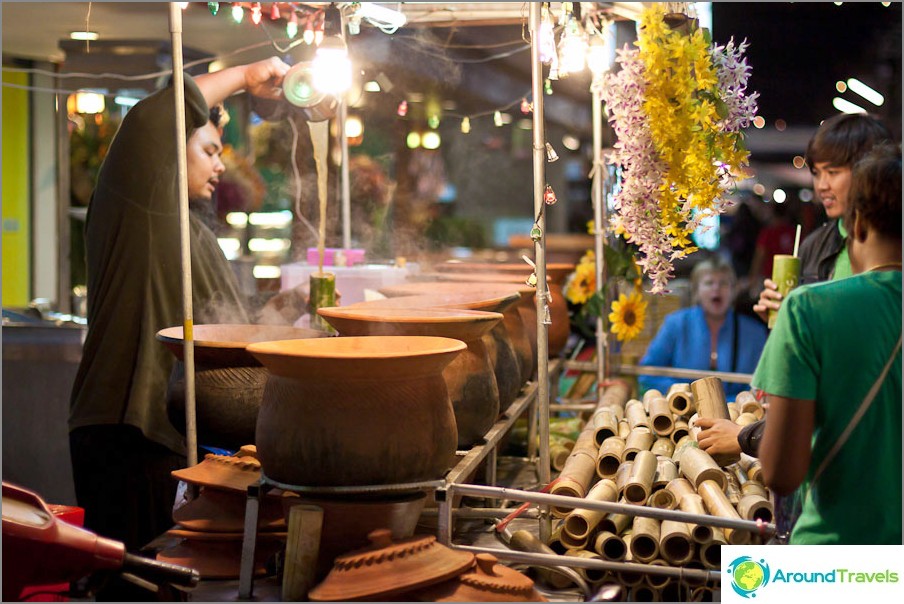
728, 556, 771, 598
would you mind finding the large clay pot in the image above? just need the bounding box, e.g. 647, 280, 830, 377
156, 324, 327, 451
318, 307, 502, 447
374, 282, 534, 396
434, 261, 575, 356
247, 336, 465, 487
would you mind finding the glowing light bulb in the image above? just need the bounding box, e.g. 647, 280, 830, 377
461, 117, 471, 134
397, 100, 408, 117
494, 111, 503, 127
251, 3, 262, 25
303, 23, 315, 44
314, 26, 324, 46
208, 2, 219, 15
427, 114, 440, 129
544, 184, 558, 205
286, 11, 298, 38
521, 98, 531, 114
312, 36, 352, 95
270, 3, 280, 20
231, 3, 243, 23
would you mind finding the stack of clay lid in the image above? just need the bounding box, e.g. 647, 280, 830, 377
157, 445, 286, 578
408, 553, 548, 602
308, 529, 474, 602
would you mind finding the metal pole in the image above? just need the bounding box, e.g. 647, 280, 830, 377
591, 87, 607, 403
169, 3, 197, 468
529, 2, 551, 543
339, 9, 351, 250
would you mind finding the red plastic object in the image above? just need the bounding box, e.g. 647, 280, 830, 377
2, 482, 123, 602
17, 505, 86, 602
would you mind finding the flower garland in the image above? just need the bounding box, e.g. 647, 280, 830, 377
596, 3, 759, 293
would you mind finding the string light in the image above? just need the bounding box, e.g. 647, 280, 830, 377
286, 10, 298, 38
545, 142, 559, 162
520, 98, 531, 114
397, 100, 408, 117
231, 3, 244, 23
427, 114, 440, 129
461, 117, 471, 134
269, 3, 280, 20
207, 2, 219, 15
303, 21, 315, 44
544, 184, 558, 205
251, 3, 262, 25
314, 22, 325, 45
544, 79, 553, 95
494, 111, 503, 127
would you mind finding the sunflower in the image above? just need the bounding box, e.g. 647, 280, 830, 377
564, 251, 596, 305
608, 291, 647, 342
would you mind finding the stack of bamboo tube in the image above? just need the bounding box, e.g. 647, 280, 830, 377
537, 379, 771, 599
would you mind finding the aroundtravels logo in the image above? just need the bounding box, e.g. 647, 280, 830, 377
728, 556, 772, 598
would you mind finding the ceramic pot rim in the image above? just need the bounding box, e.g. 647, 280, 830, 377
317, 306, 503, 324
157, 324, 326, 364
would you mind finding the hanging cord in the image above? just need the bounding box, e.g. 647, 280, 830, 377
287, 118, 320, 241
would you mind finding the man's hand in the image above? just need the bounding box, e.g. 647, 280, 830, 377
752, 277, 783, 323
243, 57, 290, 100
695, 417, 742, 456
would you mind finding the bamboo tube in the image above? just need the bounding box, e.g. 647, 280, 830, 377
551, 428, 598, 517
647, 396, 674, 436
616, 534, 645, 587
591, 408, 620, 446
736, 391, 764, 419
652, 457, 678, 491
647, 489, 677, 510
727, 401, 741, 416
600, 379, 632, 412
737, 493, 774, 524
658, 520, 694, 566
546, 523, 569, 555
670, 419, 690, 445
282, 504, 323, 601
689, 586, 715, 602
665, 479, 713, 544
698, 527, 726, 569
550, 443, 572, 472
667, 383, 695, 416
698, 479, 751, 545
738, 473, 769, 499
559, 527, 589, 551
678, 447, 728, 491
629, 585, 662, 602
671, 434, 698, 464
509, 530, 573, 590
562, 479, 618, 541
625, 399, 651, 431
682, 559, 709, 587
644, 559, 672, 590
596, 436, 626, 479
624, 450, 658, 505
738, 453, 763, 482
565, 549, 608, 584
691, 377, 740, 466
309, 272, 337, 334
592, 530, 627, 561
615, 461, 634, 497
629, 516, 661, 563
623, 428, 655, 461
725, 469, 742, 506
617, 419, 631, 439
735, 412, 759, 427
599, 499, 633, 536
661, 581, 689, 603
650, 436, 674, 458
641, 388, 664, 413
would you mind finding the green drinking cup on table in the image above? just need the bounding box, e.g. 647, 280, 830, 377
768, 254, 801, 329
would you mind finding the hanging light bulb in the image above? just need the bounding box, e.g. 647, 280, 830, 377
586, 33, 610, 76
397, 100, 408, 117
270, 3, 280, 20
544, 79, 553, 95
538, 4, 556, 64
312, 36, 351, 95
231, 3, 244, 23
314, 22, 325, 45
494, 111, 503, 127
303, 20, 315, 44
545, 142, 559, 163
286, 10, 298, 38
544, 184, 558, 205
251, 3, 262, 25
558, 16, 588, 75
520, 98, 531, 114
461, 117, 471, 134
427, 114, 440, 129
208, 2, 220, 15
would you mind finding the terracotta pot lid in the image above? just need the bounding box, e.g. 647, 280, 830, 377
172, 486, 286, 533
171, 452, 262, 493
411, 553, 548, 602
156, 323, 326, 365
308, 528, 474, 602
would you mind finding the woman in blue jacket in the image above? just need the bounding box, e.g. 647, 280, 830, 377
639, 255, 767, 398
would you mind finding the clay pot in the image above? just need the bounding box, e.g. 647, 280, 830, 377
377, 283, 536, 387
282, 490, 428, 581
156, 324, 326, 450
433, 261, 575, 356
247, 336, 465, 487
156, 529, 285, 580
317, 307, 502, 448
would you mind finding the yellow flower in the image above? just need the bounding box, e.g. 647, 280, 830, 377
608, 292, 647, 342
565, 253, 596, 305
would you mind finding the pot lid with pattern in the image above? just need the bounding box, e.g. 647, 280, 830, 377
307, 528, 474, 602
171, 452, 262, 492
409, 553, 548, 602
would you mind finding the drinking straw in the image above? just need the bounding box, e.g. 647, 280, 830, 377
792, 224, 802, 257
